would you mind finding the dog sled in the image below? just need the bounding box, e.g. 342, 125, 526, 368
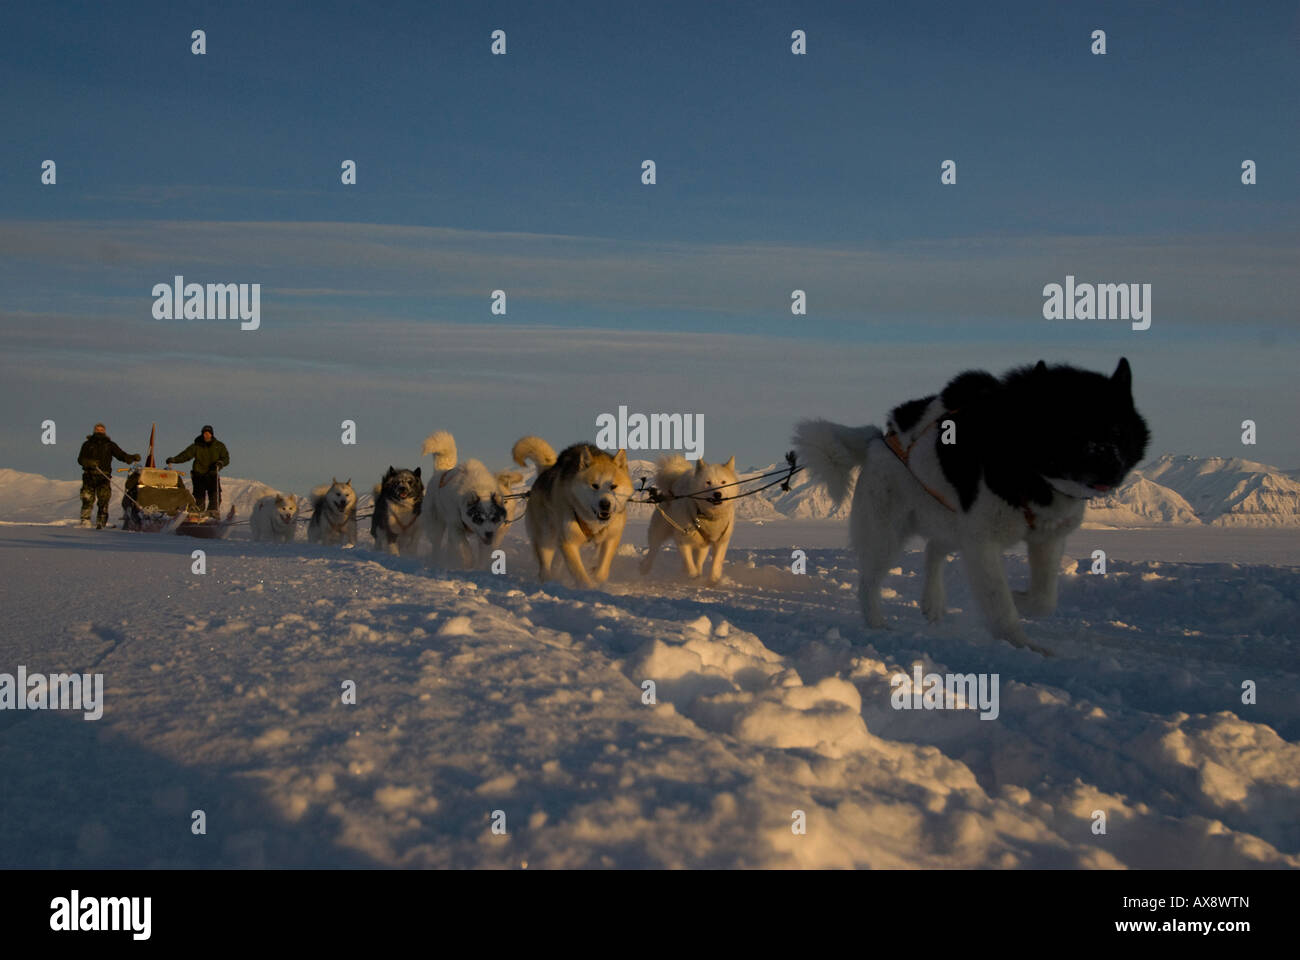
119, 425, 236, 539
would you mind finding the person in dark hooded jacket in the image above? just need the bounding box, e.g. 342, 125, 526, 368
167, 424, 231, 513
77, 422, 140, 527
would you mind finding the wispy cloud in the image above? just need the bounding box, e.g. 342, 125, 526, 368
3, 310, 1296, 489
0, 219, 1295, 325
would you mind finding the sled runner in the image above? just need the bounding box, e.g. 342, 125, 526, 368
119, 424, 236, 539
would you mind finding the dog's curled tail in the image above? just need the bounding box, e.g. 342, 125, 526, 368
512, 436, 557, 472
422, 431, 458, 472
654, 453, 693, 490
792, 419, 882, 506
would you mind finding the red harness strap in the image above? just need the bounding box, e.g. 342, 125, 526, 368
882, 410, 1038, 530
882, 412, 960, 513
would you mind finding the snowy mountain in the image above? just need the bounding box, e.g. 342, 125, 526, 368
1138, 455, 1300, 526
735, 454, 1300, 527
0, 468, 365, 527
1085, 475, 1201, 527
3, 453, 1298, 528
729, 452, 1300, 527
1090, 455, 1300, 528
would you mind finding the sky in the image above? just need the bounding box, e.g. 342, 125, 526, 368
1, 0, 1297, 490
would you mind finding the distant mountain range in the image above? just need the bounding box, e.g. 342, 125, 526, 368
1086, 454, 1300, 528
3, 453, 1298, 528
703, 453, 1300, 528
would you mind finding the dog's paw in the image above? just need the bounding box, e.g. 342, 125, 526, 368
1013, 590, 1054, 617
991, 623, 1051, 655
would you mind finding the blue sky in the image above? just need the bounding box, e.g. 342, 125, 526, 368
1, 0, 1297, 489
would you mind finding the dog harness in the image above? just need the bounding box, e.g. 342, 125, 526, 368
880, 409, 1040, 531
653, 498, 731, 544
881, 411, 960, 512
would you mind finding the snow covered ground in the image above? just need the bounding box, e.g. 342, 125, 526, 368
1, 487, 1296, 867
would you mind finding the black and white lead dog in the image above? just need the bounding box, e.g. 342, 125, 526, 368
794, 358, 1149, 653
371, 466, 424, 556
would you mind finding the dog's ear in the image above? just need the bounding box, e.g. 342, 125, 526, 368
578, 446, 592, 468
413, 466, 421, 478
1033, 360, 1047, 374
345, 478, 351, 487
695, 458, 705, 472
386, 466, 395, 477
724, 454, 735, 471
1112, 356, 1133, 393
332, 476, 337, 484
613, 448, 628, 468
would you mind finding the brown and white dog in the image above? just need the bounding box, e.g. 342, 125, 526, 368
512, 437, 632, 587
307, 479, 357, 546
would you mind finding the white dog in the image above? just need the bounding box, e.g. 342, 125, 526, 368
421, 431, 522, 569
639, 454, 738, 585
250, 492, 299, 543
307, 478, 357, 546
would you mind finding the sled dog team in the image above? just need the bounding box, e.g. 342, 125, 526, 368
251, 432, 741, 589
251, 359, 1150, 651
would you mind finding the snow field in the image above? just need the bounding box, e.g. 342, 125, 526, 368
0, 521, 1295, 868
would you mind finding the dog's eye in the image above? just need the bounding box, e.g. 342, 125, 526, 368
591, 483, 600, 490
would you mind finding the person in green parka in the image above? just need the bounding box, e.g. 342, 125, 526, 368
77, 423, 140, 527
167, 424, 230, 514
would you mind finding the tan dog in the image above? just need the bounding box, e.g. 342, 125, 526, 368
639, 454, 737, 585
307, 479, 357, 546
512, 438, 632, 587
